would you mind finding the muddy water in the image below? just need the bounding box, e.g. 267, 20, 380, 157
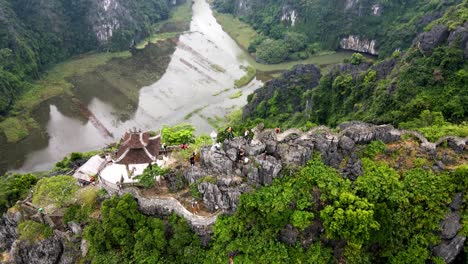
1, 0, 264, 173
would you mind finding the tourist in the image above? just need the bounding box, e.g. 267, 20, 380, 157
238, 147, 245, 163
275, 127, 281, 134
162, 143, 167, 156
190, 152, 195, 166
226, 126, 234, 141
244, 128, 250, 142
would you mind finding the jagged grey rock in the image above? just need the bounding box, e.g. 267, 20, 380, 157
200, 147, 234, 175
433, 235, 466, 263
415, 25, 449, 54
255, 155, 282, 185
279, 224, 298, 246
11, 235, 64, 264
67, 222, 82, 236
184, 166, 207, 185
440, 212, 462, 240
0, 212, 20, 251
450, 193, 463, 211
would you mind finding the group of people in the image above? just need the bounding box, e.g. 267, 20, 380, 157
225, 126, 252, 142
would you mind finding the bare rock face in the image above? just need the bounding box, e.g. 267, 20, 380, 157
433, 235, 466, 264
10, 231, 79, 264
440, 212, 462, 240
0, 212, 20, 251
415, 25, 449, 55
340, 35, 378, 55
200, 147, 234, 176
448, 22, 468, 58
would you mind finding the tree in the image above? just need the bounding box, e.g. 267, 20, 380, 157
320, 192, 380, 245
255, 39, 289, 64
162, 124, 195, 145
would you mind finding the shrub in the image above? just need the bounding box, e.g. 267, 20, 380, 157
350, 53, 365, 65
0, 173, 37, 213
18, 220, 53, 242
32, 176, 78, 208
162, 124, 195, 145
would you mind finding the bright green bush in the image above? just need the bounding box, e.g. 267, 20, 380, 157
32, 176, 78, 208
161, 124, 195, 145
0, 173, 37, 213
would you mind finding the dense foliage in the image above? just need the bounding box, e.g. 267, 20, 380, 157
214, 0, 461, 59
241, 1, 468, 137
0, 0, 172, 116
84, 194, 204, 263
204, 155, 466, 263
0, 173, 37, 213
32, 175, 78, 208
161, 124, 196, 145
135, 164, 170, 188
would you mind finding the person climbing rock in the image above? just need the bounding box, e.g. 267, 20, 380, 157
275, 127, 281, 134
238, 147, 245, 163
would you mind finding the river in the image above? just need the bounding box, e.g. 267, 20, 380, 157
1, 0, 265, 173
0, 0, 353, 174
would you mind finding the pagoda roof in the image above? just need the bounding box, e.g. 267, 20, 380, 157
114, 131, 160, 165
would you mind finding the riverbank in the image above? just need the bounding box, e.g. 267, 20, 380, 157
0, 2, 194, 145
212, 11, 353, 72
136, 0, 193, 49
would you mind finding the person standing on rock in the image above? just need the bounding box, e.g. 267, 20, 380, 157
226, 126, 234, 141
190, 151, 196, 166
244, 128, 250, 143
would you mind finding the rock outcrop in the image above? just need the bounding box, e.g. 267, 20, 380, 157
340, 35, 378, 55
415, 25, 449, 55
185, 122, 467, 214
433, 192, 465, 263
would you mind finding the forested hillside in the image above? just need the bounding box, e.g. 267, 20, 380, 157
213, 0, 463, 62
0, 0, 177, 116
242, 0, 467, 140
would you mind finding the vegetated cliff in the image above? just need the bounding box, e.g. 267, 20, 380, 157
213, 0, 462, 57
0, 0, 182, 115
241, 3, 468, 134
1, 122, 466, 263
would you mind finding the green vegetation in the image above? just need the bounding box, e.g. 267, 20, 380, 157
161, 124, 196, 145
0, 173, 38, 213
234, 66, 256, 88
213, 7, 349, 68
229, 91, 243, 99
213, 0, 461, 59
85, 194, 204, 263
0, 0, 172, 118
134, 165, 170, 188
400, 110, 468, 141
136, 0, 193, 49
212, 11, 258, 50
18, 220, 53, 242
202, 156, 464, 262
54, 151, 101, 172
240, 4, 468, 138
32, 176, 79, 209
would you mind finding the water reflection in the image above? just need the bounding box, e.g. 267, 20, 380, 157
4, 0, 263, 173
